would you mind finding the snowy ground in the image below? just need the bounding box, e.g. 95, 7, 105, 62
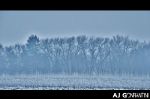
0, 74, 149, 90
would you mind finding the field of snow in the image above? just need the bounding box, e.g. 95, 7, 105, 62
0, 74, 150, 90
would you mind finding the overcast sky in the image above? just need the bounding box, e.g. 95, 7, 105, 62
0, 11, 150, 46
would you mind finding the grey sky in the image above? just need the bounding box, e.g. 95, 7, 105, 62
0, 11, 150, 46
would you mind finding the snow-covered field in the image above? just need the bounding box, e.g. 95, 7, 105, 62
0, 74, 149, 90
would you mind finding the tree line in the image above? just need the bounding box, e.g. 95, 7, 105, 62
0, 34, 150, 75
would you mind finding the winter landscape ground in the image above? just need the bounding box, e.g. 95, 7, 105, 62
0, 74, 149, 90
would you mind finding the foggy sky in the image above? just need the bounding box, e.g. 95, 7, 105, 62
0, 11, 150, 46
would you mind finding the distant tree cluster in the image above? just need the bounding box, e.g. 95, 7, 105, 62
0, 34, 150, 75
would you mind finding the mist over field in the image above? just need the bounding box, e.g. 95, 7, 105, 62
0, 34, 149, 90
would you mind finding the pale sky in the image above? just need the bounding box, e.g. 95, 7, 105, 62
0, 11, 150, 46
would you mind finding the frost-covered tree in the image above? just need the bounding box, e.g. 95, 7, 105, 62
24, 35, 42, 73
0, 44, 7, 74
